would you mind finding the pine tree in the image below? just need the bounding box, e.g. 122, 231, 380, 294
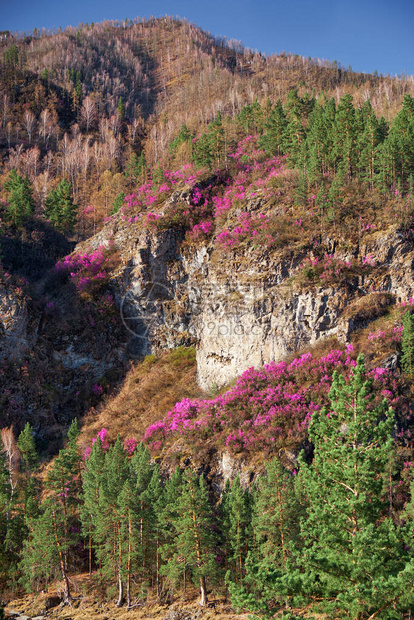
17, 423, 38, 473
117, 479, 141, 607
4, 169, 34, 227
159, 467, 184, 591
20, 498, 76, 600
228, 460, 301, 617
283, 355, 414, 618
19, 421, 81, 601
117, 96, 125, 121
357, 100, 383, 187
332, 94, 357, 177
111, 192, 125, 214
45, 179, 77, 232
401, 310, 414, 374
226, 476, 252, 584
384, 94, 414, 187
259, 100, 287, 156
0, 441, 12, 585
146, 465, 164, 597
192, 133, 213, 170
95, 436, 130, 607
253, 459, 299, 571
163, 470, 217, 606
283, 90, 306, 166
81, 436, 106, 575
41, 419, 81, 601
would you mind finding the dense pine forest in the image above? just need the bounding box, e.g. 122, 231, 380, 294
2, 15, 414, 620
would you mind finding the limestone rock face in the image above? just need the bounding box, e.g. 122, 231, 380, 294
0, 283, 33, 361
91, 206, 414, 390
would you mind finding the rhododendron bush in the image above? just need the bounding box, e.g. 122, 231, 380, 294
144, 346, 410, 455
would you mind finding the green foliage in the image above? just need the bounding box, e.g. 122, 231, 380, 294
45, 179, 77, 232
111, 191, 125, 214
3, 43, 19, 67
259, 100, 287, 156
401, 310, 414, 374
3, 169, 34, 227
192, 132, 213, 170
17, 423, 38, 473
169, 123, 192, 155
161, 470, 218, 604
117, 96, 125, 121
125, 151, 147, 187
283, 355, 414, 618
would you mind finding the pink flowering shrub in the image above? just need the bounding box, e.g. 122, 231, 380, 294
84, 428, 110, 459
296, 254, 371, 288
124, 437, 138, 455
55, 242, 118, 298
143, 347, 408, 456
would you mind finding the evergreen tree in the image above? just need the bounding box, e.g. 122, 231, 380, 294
3, 169, 34, 227
0, 442, 12, 585
81, 436, 106, 575
401, 310, 414, 375
259, 100, 287, 156
159, 467, 184, 590
163, 470, 217, 606
169, 123, 192, 155
45, 179, 77, 232
283, 90, 306, 165
357, 100, 383, 187
332, 94, 357, 177
127, 443, 159, 594
20, 498, 76, 600
146, 465, 164, 597
384, 94, 414, 187
238, 100, 263, 134
42, 419, 81, 601
117, 479, 141, 607
117, 96, 125, 121
283, 355, 414, 619
17, 423, 38, 473
95, 436, 130, 607
253, 459, 299, 571
111, 192, 125, 215
228, 460, 300, 617
226, 476, 252, 584
192, 133, 213, 170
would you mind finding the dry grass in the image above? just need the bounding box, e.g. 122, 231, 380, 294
342, 292, 395, 323
79, 347, 204, 449
5, 576, 246, 620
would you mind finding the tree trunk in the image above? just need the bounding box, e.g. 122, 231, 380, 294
52, 510, 71, 603
116, 522, 124, 607
116, 569, 124, 607
199, 575, 207, 607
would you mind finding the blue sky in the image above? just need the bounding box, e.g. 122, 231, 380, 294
1, 0, 413, 76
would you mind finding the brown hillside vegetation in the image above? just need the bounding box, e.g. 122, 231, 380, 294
79, 346, 203, 451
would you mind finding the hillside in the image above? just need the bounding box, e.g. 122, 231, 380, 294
2, 15, 414, 620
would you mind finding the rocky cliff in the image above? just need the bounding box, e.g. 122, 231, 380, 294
80, 186, 414, 392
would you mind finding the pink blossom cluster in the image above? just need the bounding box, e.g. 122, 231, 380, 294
55, 245, 111, 293
84, 428, 138, 459
112, 166, 205, 224
143, 347, 403, 455
84, 428, 109, 459
298, 253, 370, 285
216, 212, 271, 248
188, 220, 213, 240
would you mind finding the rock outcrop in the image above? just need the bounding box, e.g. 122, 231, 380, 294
82, 193, 414, 390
